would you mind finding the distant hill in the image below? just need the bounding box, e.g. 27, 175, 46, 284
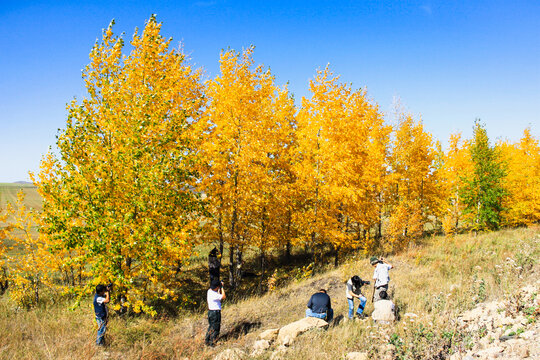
13, 181, 33, 185
0, 182, 42, 211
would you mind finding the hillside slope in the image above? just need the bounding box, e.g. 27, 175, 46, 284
0, 227, 538, 359
0, 183, 41, 210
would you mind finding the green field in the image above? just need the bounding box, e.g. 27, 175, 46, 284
0, 183, 42, 211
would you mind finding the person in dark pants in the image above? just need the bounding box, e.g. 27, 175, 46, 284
208, 247, 221, 284
93, 284, 110, 346
305, 289, 334, 322
205, 279, 226, 346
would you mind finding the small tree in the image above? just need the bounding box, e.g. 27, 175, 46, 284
3, 192, 55, 307
460, 120, 506, 231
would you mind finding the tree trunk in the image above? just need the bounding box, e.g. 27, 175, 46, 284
229, 244, 236, 289
334, 246, 340, 268
234, 246, 243, 288
258, 249, 266, 292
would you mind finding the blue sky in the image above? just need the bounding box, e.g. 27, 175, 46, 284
1, 0, 539, 182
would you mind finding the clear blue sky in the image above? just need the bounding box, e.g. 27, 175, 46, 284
1, 0, 539, 182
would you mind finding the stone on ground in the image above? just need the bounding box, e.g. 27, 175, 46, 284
277, 317, 328, 345
345, 351, 368, 360
213, 348, 246, 360
258, 328, 280, 342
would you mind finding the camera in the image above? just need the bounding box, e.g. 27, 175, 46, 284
362, 280, 371, 285
106, 283, 113, 291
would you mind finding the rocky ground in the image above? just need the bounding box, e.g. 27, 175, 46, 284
451, 281, 539, 360
210, 279, 539, 360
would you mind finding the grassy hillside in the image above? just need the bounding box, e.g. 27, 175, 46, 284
0, 183, 42, 211
0, 227, 538, 359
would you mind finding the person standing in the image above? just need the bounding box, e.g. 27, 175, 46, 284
346, 275, 368, 319
371, 256, 393, 302
205, 279, 226, 347
305, 289, 334, 322
93, 284, 110, 346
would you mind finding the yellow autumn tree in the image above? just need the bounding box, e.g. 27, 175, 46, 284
499, 129, 540, 226
295, 66, 390, 267
385, 113, 441, 249
195, 47, 296, 287
32, 16, 205, 314
440, 133, 473, 234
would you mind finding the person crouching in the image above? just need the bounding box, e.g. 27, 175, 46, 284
371, 290, 395, 324
306, 289, 333, 322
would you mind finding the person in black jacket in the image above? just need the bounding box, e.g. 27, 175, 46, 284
305, 289, 333, 322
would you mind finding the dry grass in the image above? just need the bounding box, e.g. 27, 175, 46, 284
0, 227, 538, 359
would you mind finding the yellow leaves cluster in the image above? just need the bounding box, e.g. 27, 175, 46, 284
1, 191, 55, 307
499, 129, 540, 226
195, 46, 296, 282
295, 66, 391, 256
385, 114, 441, 248
32, 16, 205, 313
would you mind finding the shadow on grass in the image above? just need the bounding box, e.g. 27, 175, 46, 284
219, 320, 262, 340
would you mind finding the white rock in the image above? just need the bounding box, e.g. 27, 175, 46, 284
252, 339, 271, 351
269, 345, 288, 360
277, 317, 328, 345
213, 348, 246, 360
461, 307, 484, 322
475, 346, 503, 357
259, 328, 280, 342
403, 312, 418, 318
346, 352, 368, 360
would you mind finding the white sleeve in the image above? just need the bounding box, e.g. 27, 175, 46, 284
386, 264, 393, 270
209, 290, 223, 301
346, 280, 352, 298
96, 296, 106, 304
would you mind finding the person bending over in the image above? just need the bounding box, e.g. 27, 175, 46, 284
306, 289, 333, 322
346, 275, 368, 319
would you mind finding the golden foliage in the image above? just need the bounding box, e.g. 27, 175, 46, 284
32, 16, 204, 314
2, 16, 537, 313
499, 129, 540, 226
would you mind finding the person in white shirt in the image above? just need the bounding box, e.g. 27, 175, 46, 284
371, 290, 395, 324
205, 279, 226, 346
371, 256, 393, 302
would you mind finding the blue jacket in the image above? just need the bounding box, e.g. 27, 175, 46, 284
307, 292, 332, 314
93, 294, 108, 319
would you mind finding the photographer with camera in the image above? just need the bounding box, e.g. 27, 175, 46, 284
346, 275, 369, 319
370, 256, 393, 302
93, 283, 111, 346
205, 279, 226, 347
